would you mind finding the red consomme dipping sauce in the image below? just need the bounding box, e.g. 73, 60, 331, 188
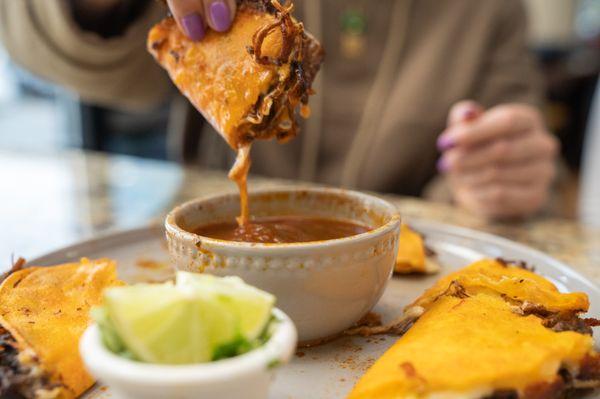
193, 216, 371, 244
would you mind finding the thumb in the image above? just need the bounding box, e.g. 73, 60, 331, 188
447, 100, 484, 127
167, 0, 206, 41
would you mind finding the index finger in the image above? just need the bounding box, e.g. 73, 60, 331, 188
204, 0, 237, 33
167, 0, 206, 41
441, 104, 541, 148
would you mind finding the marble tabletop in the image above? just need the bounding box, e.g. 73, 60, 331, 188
1, 150, 599, 282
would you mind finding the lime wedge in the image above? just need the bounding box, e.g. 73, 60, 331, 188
176, 272, 276, 340
103, 283, 237, 364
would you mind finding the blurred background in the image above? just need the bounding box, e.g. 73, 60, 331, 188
0, 0, 599, 221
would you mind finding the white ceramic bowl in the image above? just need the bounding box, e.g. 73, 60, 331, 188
165, 187, 401, 343
80, 309, 297, 399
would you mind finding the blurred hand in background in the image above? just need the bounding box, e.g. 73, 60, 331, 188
437, 101, 559, 220
167, 0, 237, 40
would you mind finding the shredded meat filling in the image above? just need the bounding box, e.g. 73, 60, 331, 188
495, 258, 536, 272
239, 0, 323, 145
248, 1, 300, 67
0, 328, 60, 399
484, 358, 600, 399
514, 302, 598, 335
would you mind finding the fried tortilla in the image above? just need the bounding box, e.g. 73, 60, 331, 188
349, 259, 600, 399
148, 0, 324, 223
0, 258, 122, 399
395, 224, 440, 275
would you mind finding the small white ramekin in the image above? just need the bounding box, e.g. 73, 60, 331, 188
165, 187, 401, 343
80, 309, 297, 399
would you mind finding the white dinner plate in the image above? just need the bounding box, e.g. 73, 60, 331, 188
29, 219, 600, 399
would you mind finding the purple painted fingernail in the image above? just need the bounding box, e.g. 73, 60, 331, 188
437, 157, 450, 173
181, 13, 205, 41
437, 135, 455, 151
210, 1, 232, 32
462, 108, 477, 121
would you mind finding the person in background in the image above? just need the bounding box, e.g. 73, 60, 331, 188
0, 0, 559, 220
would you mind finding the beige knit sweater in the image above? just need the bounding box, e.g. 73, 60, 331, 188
0, 0, 542, 196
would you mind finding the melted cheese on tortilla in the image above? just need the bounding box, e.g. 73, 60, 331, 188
349, 293, 593, 399
148, 13, 285, 149
0, 258, 122, 398
411, 259, 589, 314
349, 259, 594, 399
395, 224, 434, 274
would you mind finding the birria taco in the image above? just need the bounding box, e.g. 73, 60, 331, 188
395, 224, 440, 275
147, 0, 324, 224
148, 0, 323, 151
349, 259, 600, 399
0, 258, 122, 399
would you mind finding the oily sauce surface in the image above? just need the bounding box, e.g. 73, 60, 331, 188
193, 216, 371, 244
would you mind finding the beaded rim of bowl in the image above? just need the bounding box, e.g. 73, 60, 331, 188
165, 186, 401, 252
